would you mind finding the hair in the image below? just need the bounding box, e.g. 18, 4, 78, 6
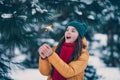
55, 35, 83, 62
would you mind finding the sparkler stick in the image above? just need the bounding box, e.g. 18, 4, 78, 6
39, 25, 54, 59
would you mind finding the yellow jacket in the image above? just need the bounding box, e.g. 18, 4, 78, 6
39, 38, 89, 80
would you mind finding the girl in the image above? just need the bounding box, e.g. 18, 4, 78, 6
38, 21, 89, 80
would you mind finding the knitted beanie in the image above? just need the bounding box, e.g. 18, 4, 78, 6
66, 21, 87, 38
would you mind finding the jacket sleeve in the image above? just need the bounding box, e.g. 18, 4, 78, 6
39, 57, 52, 76
47, 48, 89, 78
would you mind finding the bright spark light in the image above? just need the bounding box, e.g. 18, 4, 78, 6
45, 25, 53, 31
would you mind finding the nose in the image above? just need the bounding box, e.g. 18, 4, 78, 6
66, 31, 71, 34
67, 29, 72, 33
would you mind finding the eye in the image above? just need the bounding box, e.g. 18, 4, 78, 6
66, 28, 69, 31
72, 29, 76, 32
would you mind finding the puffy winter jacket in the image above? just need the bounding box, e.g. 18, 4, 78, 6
39, 37, 89, 80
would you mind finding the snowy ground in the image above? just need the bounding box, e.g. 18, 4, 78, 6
97, 68, 120, 80
10, 66, 120, 80
10, 56, 120, 80
89, 56, 120, 80
11, 69, 47, 80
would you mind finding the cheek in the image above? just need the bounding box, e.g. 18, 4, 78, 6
72, 34, 78, 41
64, 32, 67, 36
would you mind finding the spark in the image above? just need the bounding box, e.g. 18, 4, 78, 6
45, 25, 53, 31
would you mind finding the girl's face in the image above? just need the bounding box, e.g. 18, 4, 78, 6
65, 26, 79, 43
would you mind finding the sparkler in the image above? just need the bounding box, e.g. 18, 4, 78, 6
44, 25, 53, 32
44, 25, 53, 39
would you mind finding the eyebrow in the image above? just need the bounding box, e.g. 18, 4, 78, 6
71, 27, 77, 31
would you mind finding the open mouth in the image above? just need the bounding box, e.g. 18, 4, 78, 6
66, 36, 71, 39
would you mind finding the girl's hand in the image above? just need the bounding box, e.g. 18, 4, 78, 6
38, 44, 53, 59
38, 45, 47, 59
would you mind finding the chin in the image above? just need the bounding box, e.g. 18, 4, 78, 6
65, 41, 72, 43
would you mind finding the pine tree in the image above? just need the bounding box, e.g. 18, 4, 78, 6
0, 0, 120, 79
0, 0, 51, 78
94, 0, 120, 67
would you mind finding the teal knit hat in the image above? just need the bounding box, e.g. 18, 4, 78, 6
66, 21, 87, 38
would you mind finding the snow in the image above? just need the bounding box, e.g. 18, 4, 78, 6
10, 55, 120, 80
75, 10, 83, 15
10, 66, 120, 80
1, 13, 12, 19
88, 15, 95, 20
88, 56, 120, 80
88, 33, 120, 80
80, 0, 93, 4
93, 33, 107, 46
97, 68, 120, 80
11, 69, 47, 80
39, 38, 58, 46
88, 56, 106, 68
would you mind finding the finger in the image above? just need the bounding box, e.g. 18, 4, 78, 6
41, 46, 48, 54
38, 46, 47, 59
38, 47, 47, 55
44, 49, 53, 57
42, 44, 51, 52
39, 43, 47, 50
40, 52, 46, 59
39, 45, 47, 52
44, 44, 51, 49
40, 44, 52, 57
